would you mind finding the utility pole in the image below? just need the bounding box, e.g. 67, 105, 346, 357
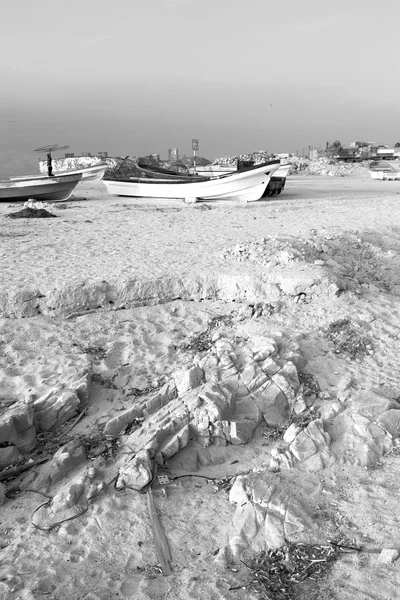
192, 138, 199, 174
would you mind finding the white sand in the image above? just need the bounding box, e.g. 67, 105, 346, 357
1, 174, 400, 600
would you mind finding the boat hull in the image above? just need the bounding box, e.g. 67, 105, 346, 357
369, 171, 400, 181
10, 164, 107, 182
0, 174, 83, 202
104, 161, 281, 201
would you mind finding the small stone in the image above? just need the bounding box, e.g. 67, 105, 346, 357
378, 549, 399, 564
283, 423, 301, 444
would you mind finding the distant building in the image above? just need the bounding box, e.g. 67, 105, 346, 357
65, 153, 75, 158
168, 148, 179, 162
98, 151, 108, 158
81, 152, 92, 157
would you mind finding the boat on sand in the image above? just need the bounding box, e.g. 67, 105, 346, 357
191, 162, 291, 197
103, 159, 281, 202
368, 160, 400, 181
0, 173, 83, 202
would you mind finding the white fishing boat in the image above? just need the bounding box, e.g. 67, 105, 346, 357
368, 160, 400, 181
11, 164, 107, 182
0, 173, 83, 202
191, 162, 292, 197
103, 160, 281, 202
193, 162, 291, 179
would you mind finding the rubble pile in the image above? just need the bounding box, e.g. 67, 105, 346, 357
212, 150, 276, 168
211, 153, 368, 177
296, 158, 368, 177
222, 232, 400, 295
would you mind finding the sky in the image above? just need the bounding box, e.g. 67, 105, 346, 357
0, 0, 399, 175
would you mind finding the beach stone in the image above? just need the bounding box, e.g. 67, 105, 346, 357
229, 475, 249, 505
329, 411, 391, 467
156, 432, 181, 463
174, 366, 204, 396
166, 444, 200, 472
229, 419, 256, 444
257, 357, 281, 376
0, 288, 41, 318
197, 383, 233, 423
253, 381, 289, 425
33, 388, 83, 431
22, 438, 87, 492
264, 511, 285, 548
116, 450, 153, 491
274, 269, 321, 296
283, 423, 301, 444
289, 419, 335, 469
104, 406, 143, 438
229, 474, 314, 554
231, 502, 264, 547
0, 400, 36, 452
281, 361, 300, 389
32, 359, 90, 431
376, 409, 400, 439
252, 337, 278, 361
51, 470, 101, 515
378, 549, 399, 564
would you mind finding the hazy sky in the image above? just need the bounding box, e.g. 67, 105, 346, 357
0, 0, 399, 173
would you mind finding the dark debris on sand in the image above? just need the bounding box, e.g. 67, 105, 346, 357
245, 542, 340, 599
6, 207, 57, 219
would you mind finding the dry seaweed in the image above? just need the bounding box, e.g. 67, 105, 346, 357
212, 476, 234, 494
80, 427, 120, 459
245, 542, 339, 599
6, 207, 57, 219
325, 318, 373, 360
180, 314, 234, 353
263, 409, 320, 443
298, 372, 321, 396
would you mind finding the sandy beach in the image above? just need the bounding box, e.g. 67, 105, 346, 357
1, 173, 400, 600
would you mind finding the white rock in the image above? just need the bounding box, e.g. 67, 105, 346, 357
229, 476, 248, 505
378, 549, 399, 564
283, 423, 301, 444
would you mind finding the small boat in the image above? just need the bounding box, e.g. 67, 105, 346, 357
0, 173, 83, 202
11, 164, 107, 182
368, 160, 400, 181
103, 159, 281, 202
190, 162, 291, 197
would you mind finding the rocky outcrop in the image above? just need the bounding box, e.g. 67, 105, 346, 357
0, 325, 91, 467
228, 472, 315, 557
22, 438, 87, 493
0, 401, 36, 453
113, 334, 303, 489
0, 268, 342, 319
